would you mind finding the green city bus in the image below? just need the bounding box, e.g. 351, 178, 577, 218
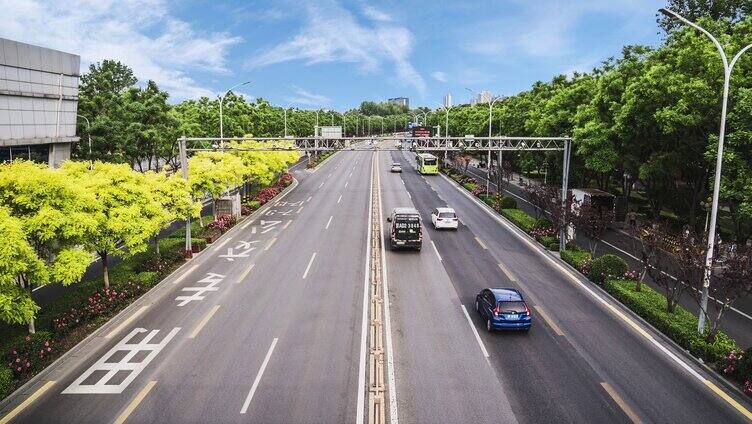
416, 153, 439, 175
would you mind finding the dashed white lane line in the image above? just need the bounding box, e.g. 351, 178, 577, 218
318, 182, 324, 189
326, 215, 333, 230
533, 306, 564, 336
345, 181, 349, 188
238, 264, 255, 283
337, 194, 343, 204
173, 264, 198, 285
264, 237, 277, 251
460, 305, 490, 358
297, 206, 303, 214
240, 338, 279, 414
303, 252, 317, 279
306, 195, 312, 202
497, 262, 517, 282
106, 306, 149, 339
189, 305, 220, 339
431, 241, 442, 262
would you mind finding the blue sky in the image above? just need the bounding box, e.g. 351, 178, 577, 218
2, 0, 666, 110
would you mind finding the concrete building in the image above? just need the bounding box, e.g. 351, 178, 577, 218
388, 97, 409, 109
0, 38, 80, 167
443, 93, 452, 108
477, 90, 492, 104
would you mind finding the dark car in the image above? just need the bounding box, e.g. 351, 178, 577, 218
475, 288, 532, 332
387, 207, 422, 251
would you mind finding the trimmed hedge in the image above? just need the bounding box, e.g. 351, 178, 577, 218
500, 208, 538, 232
589, 254, 628, 284
499, 196, 517, 209
0, 366, 12, 400
539, 235, 559, 251
606, 279, 736, 365
246, 200, 261, 211
560, 248, 592, 272
462, 182, 478, 191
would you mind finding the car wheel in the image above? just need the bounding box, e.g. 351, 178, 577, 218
486, 319, 493, 332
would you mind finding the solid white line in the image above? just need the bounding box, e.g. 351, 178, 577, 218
461, 305, 490, 358
303, 252, 317, 279
356, 157, 374, 424
240, 338, 278, 414
377, 154, 399, 424
407, 192, 411, 199
337, 194, 343, 204
172, 264, 198, 285
431, 241, 442, 262
106, 306, 149, 339
326, 215, 333, 230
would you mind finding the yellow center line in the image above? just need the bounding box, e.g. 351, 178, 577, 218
189, 305, 220, 339
0, 380, 55, 424
237, 264, 255, 283
601, 382, 642, 424
106, 306, 149, 339
113, 380, 157, 424
474, 236, 487, 250
533, 306, 564, 336
704, 380, 752, 421
497, 262, 517, 282
264, 237, 277, 251
282, 220, 291, 230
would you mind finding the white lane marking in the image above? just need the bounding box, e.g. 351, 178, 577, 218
497, 262, 517, 282
407, 192, 411, 199
349, 172, 353, 178
283, 220, 291, 230
106, 306, 149, 339
356, 158, 374, 424
306, 195, 312, 202
251, 226, 257, 234
474, 236, 488, 250
345, 181, 349, 188
431, 241, 442, 262
461, 305, 490, 358
238, 264, 255, 283
172, 264, 198, 285
318, 182, 324, 189
241, 219, 255, 229
337, 194, 343, 204
376, 155, 399, 424
264, 237, 277, 251
326, 215, 333, 230
328, 172, 332, 178
240, 338, 278, 414
533, 306, 564, 336
63, 328, 180, 394
303, 252, 317, 279
297, 206, 303, 214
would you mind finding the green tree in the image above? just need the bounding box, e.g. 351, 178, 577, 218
658, 0, 750, 33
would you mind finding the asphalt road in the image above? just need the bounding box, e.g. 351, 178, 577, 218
463, 163, 752, 348
2, 143, 750, 424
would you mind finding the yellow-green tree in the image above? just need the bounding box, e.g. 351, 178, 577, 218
143, 171, 201, 254
188, 152, 247, 220
0, 161, 95, 331
62, 162, 164, 289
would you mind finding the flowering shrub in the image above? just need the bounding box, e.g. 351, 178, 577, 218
207, 214, 236, 232
6, 332, 55, 378
53, 283, 144, 335
241, 205, 252, 216
745, 380, 752, 396
471, 186, 487, 197
724, 349, 743, 376
255, 187, 280, 205
530, 227, 556, 239
278, 173, 293, 187
623, 270, 640, 281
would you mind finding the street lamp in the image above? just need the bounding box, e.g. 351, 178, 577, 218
219, 81, 251, 142
467, 88, 504, 193
436, 103, 451, 161
660, 8, 752, 334
284, 102, 294, 138
77, 114, 92, 169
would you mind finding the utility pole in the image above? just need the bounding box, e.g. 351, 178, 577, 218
179, 136, 192, 258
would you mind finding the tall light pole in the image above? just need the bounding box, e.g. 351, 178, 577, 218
219, 81, 251, 142
467, 88, 503, 193
315, 109, 320, 137
436, 103, 451, 161
284, 102, 294, 138
77, 114, 92, 169
660, 8, 752, 334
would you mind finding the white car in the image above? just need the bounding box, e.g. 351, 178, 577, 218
431, 207, 459, 230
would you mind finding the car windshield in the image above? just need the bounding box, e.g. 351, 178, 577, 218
497, 301, 526, 314
438, 212, 455, 219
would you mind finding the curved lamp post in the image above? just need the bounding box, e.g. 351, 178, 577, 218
660, 8, 752, 333
219, 81, 251, 143
283, 102, 294, 138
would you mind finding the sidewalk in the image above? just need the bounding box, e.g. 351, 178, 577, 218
459, 164, 752, 348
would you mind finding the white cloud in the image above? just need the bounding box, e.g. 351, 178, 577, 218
362, 5, 393, 22
285, 86, 331, 106
0, 0, 241, 101
431, 71, 448, 83
247, 1, 426, 95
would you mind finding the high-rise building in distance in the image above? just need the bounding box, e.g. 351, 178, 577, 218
388, 97, 409, 109
443, 93, 452, 108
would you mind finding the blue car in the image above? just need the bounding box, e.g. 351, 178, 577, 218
475, 288, 532, 332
